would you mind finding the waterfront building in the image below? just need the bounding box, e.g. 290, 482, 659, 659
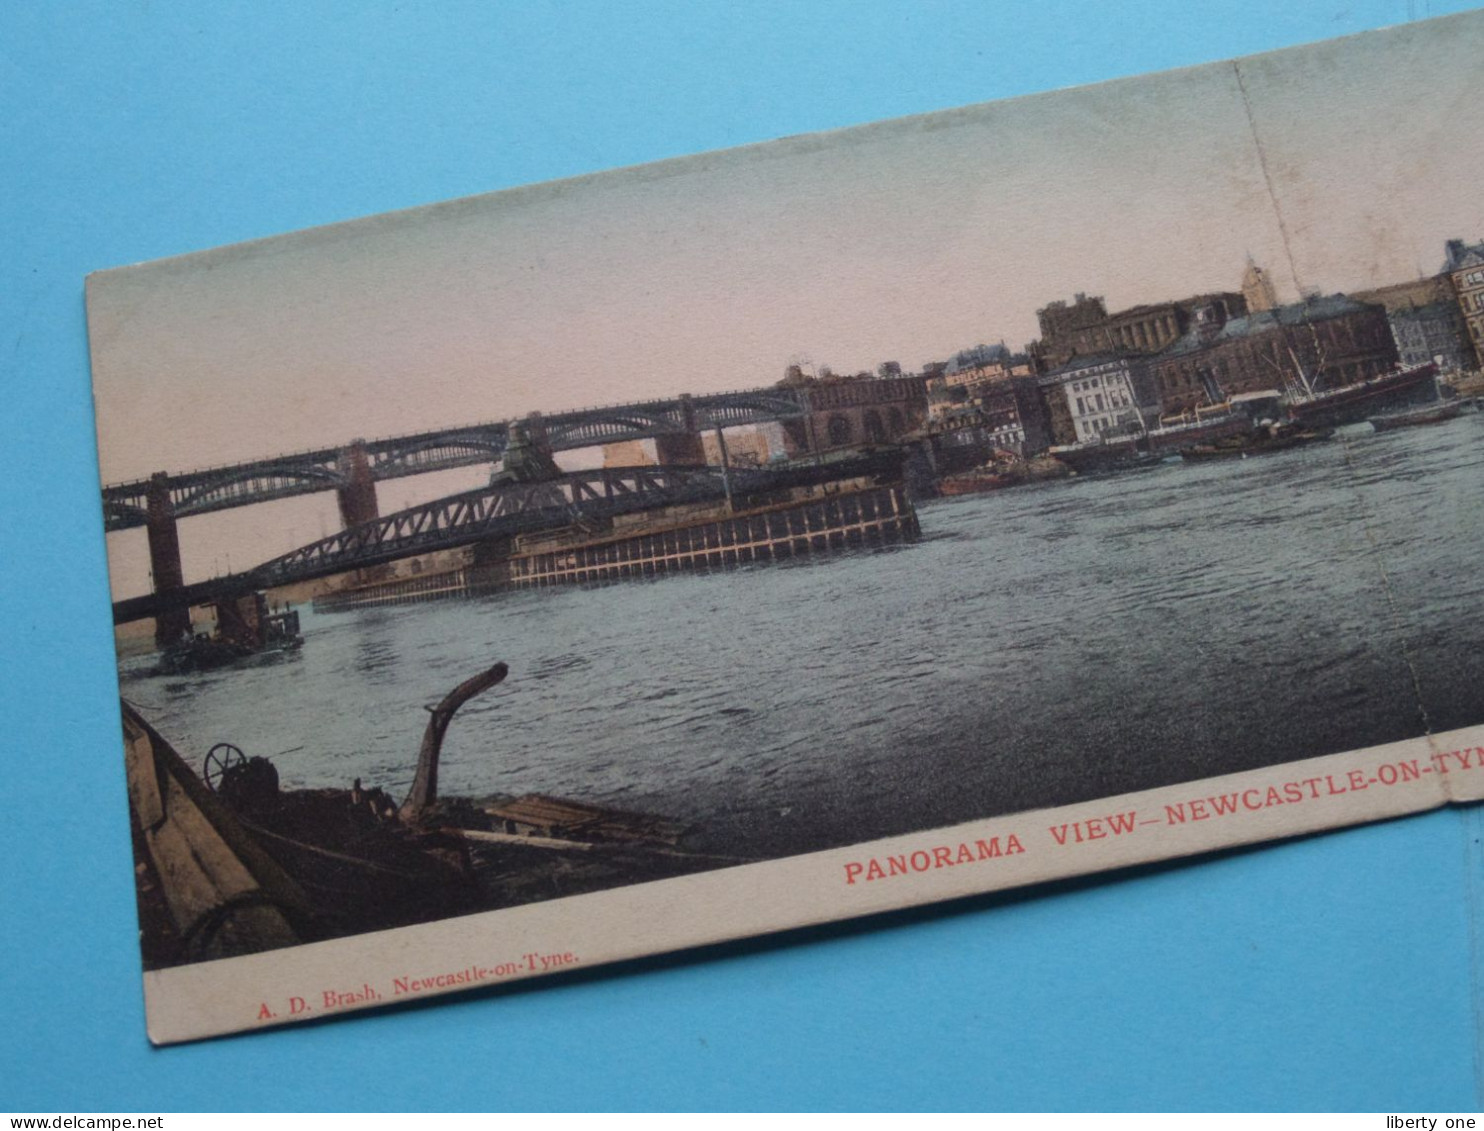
1442, 238, 1484, 368
1038, 381, 1077, 446
1150, 295, 1398, 414
1038, 354, 1160, 443
1387, 302, 1474, 372
981, 376, 1052, 452
1033, 290, 1248, 370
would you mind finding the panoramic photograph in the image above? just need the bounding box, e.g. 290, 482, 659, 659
88, 10, 1484, 1040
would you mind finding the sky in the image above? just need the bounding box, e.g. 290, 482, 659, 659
88, 10, 1484, 600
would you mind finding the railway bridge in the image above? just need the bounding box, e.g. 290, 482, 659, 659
101, 389, 821, 534
111, 455, 903, 629
104, 379, 928, 642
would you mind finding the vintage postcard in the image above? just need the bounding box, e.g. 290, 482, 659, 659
87, 11, 1484, 1044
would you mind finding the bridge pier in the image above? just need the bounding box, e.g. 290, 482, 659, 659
712, 425, 734, 511
522, 411, 549, 449
654, 394, 707, 466
336, 442, 380, 529
653, 432, 707, 466
146, 472, 191, 648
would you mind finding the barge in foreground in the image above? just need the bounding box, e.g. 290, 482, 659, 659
125, 662, 723, 968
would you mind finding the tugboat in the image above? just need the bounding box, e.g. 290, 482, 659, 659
156, 592, 303, 675
125, 661, 721, 968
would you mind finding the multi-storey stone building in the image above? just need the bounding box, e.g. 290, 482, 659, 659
932, 376, 1052, 455
1388, 303, 1474, 372
1038, 382, 1077, 446
976, 376, 1053, 453
925, 373, 965, 424
1033, 291, 1248, 370
1150, 295, 1398, 415
602, 439, 655, 467
929, 343, 1043, 445
702, 428, 777, 468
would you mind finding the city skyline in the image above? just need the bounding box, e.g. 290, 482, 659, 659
89, 9, 1484, 597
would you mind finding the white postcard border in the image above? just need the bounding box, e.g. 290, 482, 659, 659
143, 722, 1484, 1044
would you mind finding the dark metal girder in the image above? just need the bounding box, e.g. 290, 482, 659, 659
101, 385, 816, 527
174, 464, 346, 512
110, 451, 904, 625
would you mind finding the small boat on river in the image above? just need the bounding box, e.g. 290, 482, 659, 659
1284, 361, 1440, 428
1179, 421, 1333, 461
1046, 441, 1168, 475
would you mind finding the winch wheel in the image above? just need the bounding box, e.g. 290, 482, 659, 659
203, 742, 246, 793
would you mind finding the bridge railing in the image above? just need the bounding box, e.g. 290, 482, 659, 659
100, 384, 817, 497
103, 448, 346, 498
103, 379, 937, 530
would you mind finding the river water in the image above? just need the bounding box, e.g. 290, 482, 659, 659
121, 416, 1484, 861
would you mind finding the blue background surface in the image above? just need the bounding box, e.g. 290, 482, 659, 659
1, 1, 1481, 1112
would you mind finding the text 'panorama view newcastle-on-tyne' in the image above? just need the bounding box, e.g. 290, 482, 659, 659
87, 10, 1484, 1043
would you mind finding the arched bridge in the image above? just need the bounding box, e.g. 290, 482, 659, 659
101, 388, 812, 532
111, 455, 900, 626
255, 462, 783, 585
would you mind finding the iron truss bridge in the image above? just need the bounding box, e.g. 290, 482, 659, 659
100, 387, 810, 532
110, 454, 900, 626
